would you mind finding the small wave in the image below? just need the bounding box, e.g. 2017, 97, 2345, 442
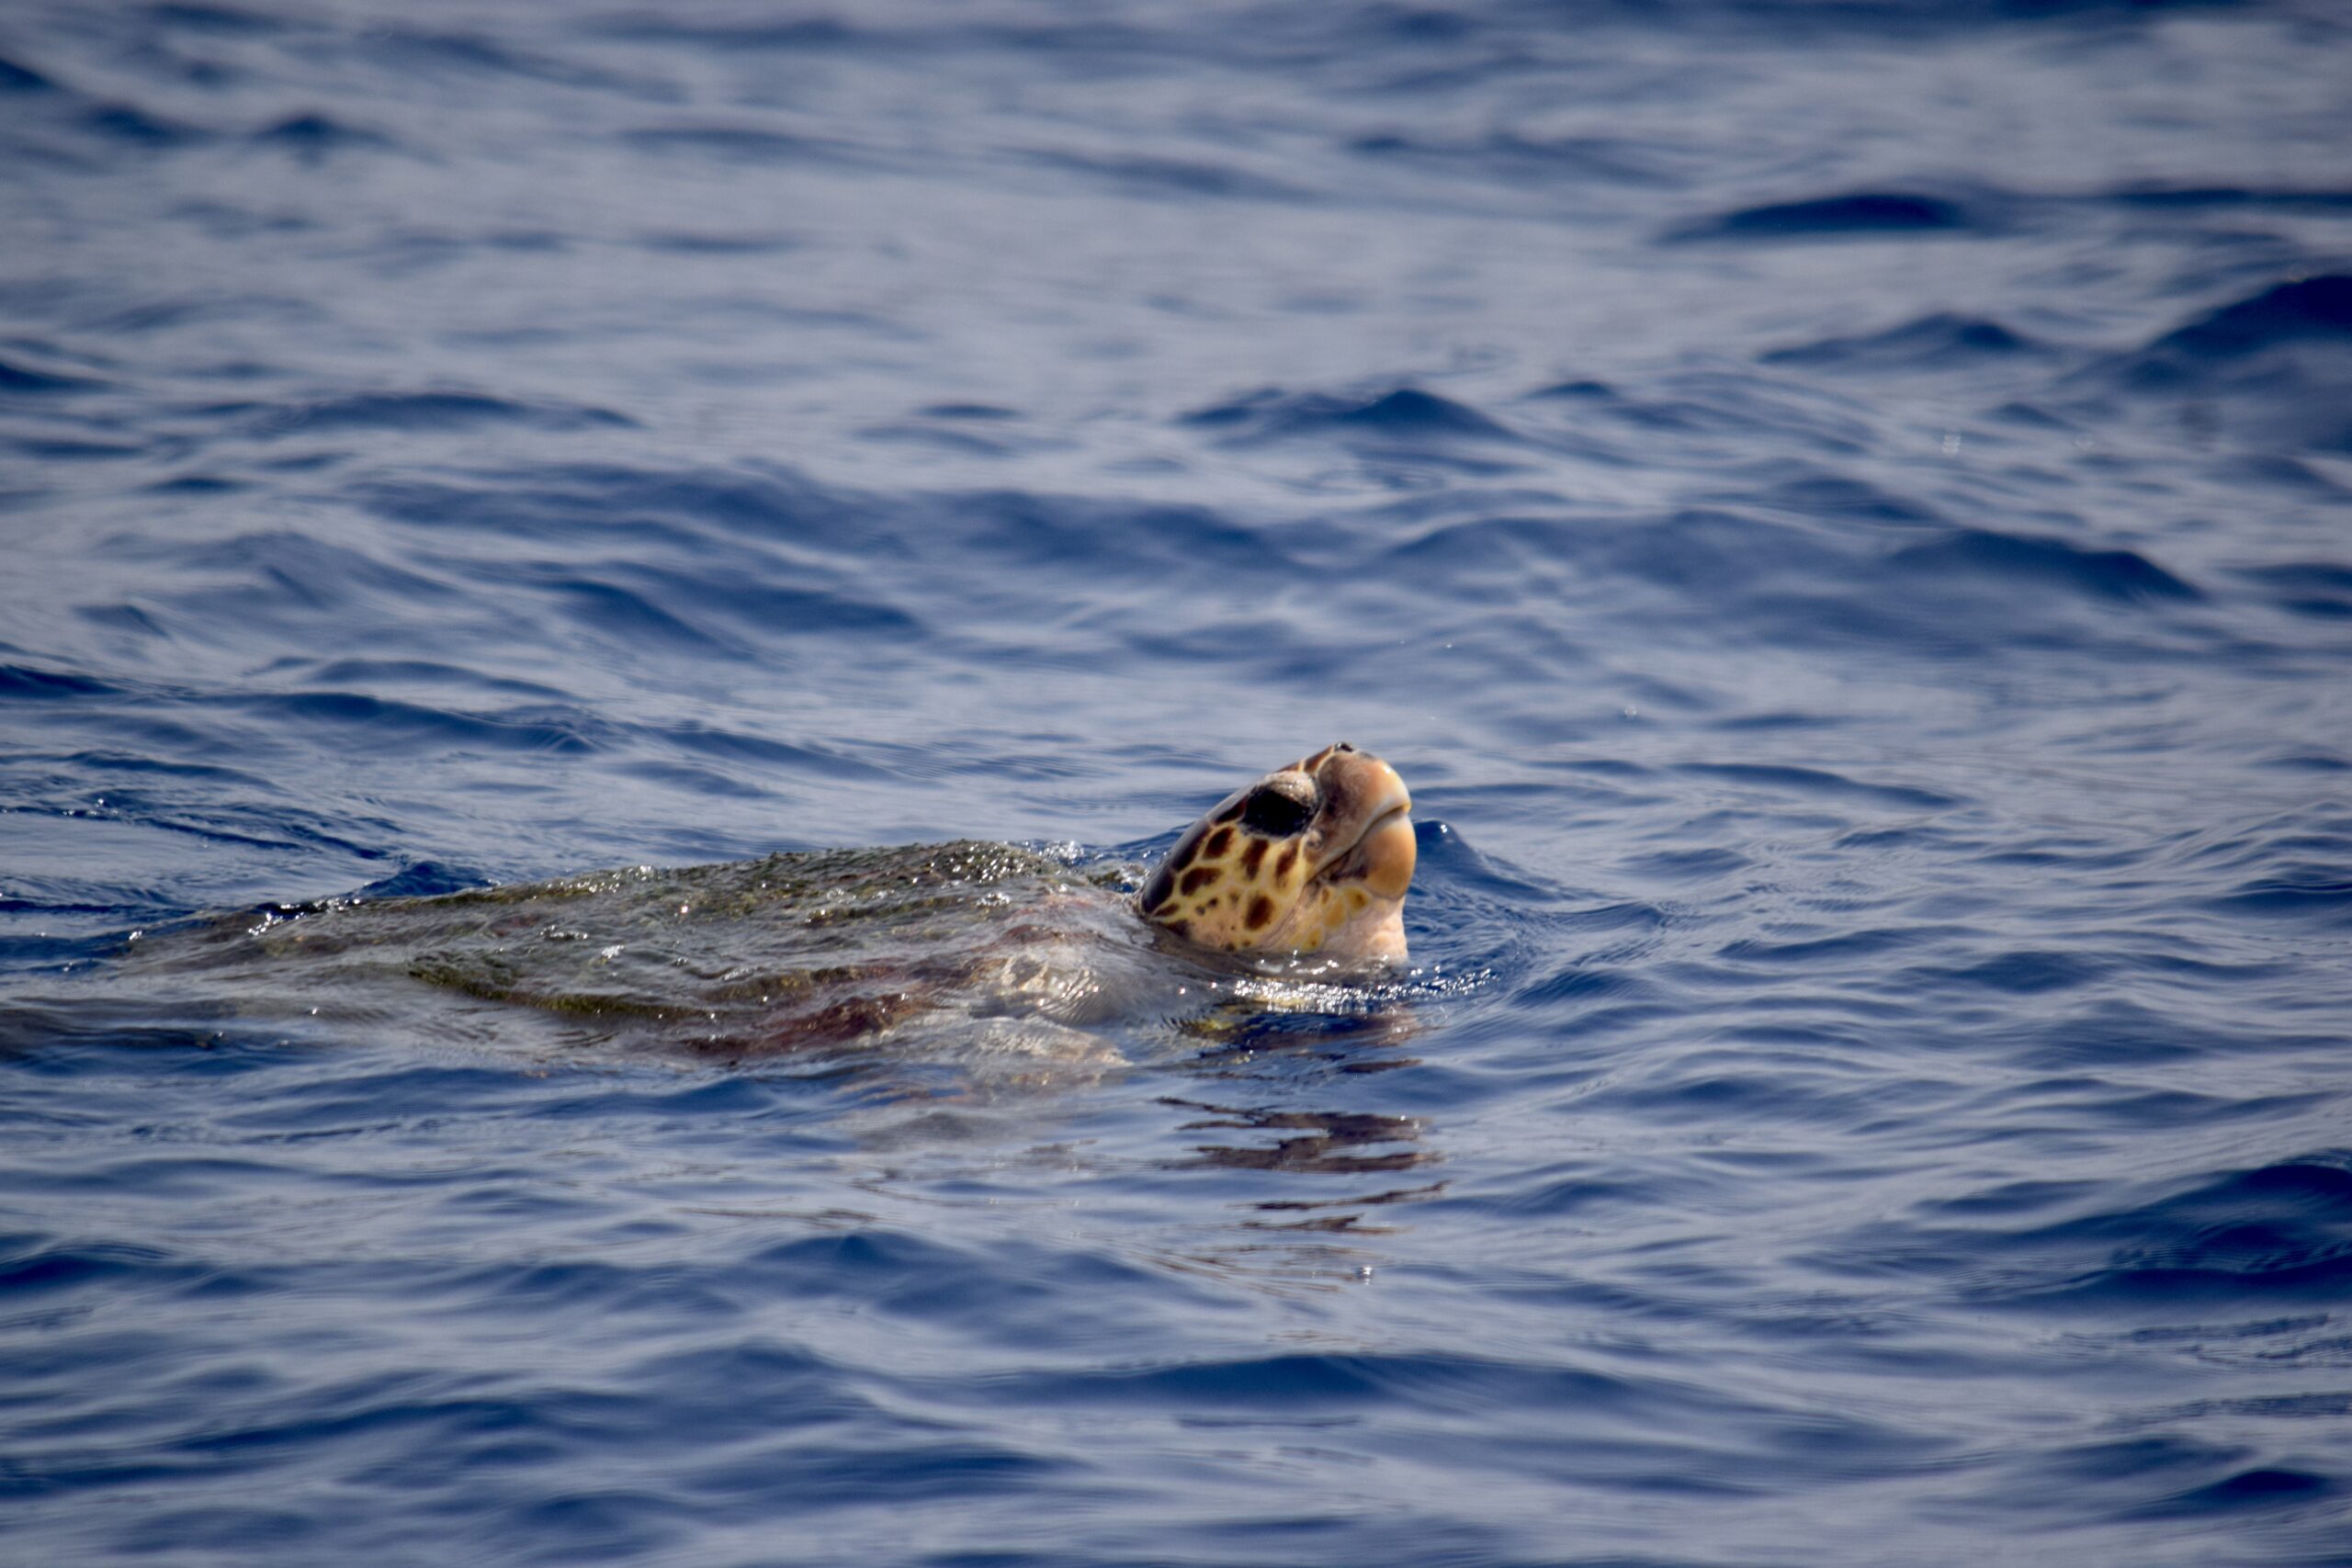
1752, 472, 1942, 525
1668, 190, 1984, 242
254, 392, 635, 437
2078, 275, 2352, 451
143, 474, 244, 495
1673, 761, 1959, 811
81, 104, 204, 147
356, 464, 864, 550
1527, 372, 1874, 452
0, 355, 101, 394
1888, 529, 2202, 604
917, 402, 1020, 421
2216, 453, 2351, 498
589, 14, 861, 51
164, 527, 458, 604
2153, 1466, 2335, 1515
1526, 378, 1614, 401
854, 423, 1018, 459
3, 435, 150, 463
2207, 868, 2352, 924
294, 660, 569, 701
540, 578, 738, 653
1716, 926, 1946, 966
0, 1240, 206, 1296
1991, 1433, 2334, 1532
956, 490, 1295, 580
1021, 148, 1303, 202
342, 862, 492, 900
2146, 275, 2352, 361
989, 1348, 1646, 1416
639, 721, 892, 782
147, 4, 286, 36
245, 692, 604, 756
1760, 312, 2049, 369
0, 54, 55, 93
632, 568, 920, 639
0, 663, 120, 700
248, 112, 392, 160
2016, 1158, 2352, 1309
90, 293, 322, 333
632, 231, 799, 255
367, 27, 650, 92
623, 124, 851, 165
1898, 949, 2106, 995
2232, 560, 2352, 621
2107, 184, 2352, 214
1344, 130, 1669, 187
1591, 505, 1847, 603
1182, 386, 1520, 445
1378, 513, 1577, 578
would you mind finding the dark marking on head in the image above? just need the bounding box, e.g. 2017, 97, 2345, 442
1241, 785, 1313, 837
1246, 895, 1274, 931
1180, 865, 1219, 896
1203, 825, 1233, 859
1241, 838, 1268, 875
1213, 798, 1245, 824
1275, 844, 1297, 878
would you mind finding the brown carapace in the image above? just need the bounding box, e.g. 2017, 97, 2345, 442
1136, 743, 1415, 962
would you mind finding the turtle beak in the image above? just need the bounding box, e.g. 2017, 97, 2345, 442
1351, 802, 1417, 901
1312, 751, 1415, 899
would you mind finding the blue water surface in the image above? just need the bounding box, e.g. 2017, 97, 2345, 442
5, 2, 2352, 1563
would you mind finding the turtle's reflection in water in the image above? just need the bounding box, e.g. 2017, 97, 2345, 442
1166, 1100, 1435, 1179
1165, 1098, 1442, 1234
1133, 1090, 1443, 1292
1160, 998, 1442, 1240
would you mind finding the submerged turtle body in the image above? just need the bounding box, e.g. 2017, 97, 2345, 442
166, 840, 1165, 1062
103, 746, 1417, 1070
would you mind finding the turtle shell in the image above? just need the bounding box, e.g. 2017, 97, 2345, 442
100, 841, 1281, 1075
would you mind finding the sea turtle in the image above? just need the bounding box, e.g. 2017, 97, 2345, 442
98, 744, 1416, 1072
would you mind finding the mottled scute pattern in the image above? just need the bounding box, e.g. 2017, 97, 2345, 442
112, 842, 1196, 1067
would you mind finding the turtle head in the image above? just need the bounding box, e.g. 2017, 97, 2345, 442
1138, 743, 1415, 963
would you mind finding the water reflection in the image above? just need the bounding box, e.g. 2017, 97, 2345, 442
1162, 1098, 1437, 1178
1179, 993, 1428, 1072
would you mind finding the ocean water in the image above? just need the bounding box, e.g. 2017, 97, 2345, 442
5, 1, 2352, 1562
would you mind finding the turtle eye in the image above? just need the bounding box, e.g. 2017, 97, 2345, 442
1240, 785, 1313, 837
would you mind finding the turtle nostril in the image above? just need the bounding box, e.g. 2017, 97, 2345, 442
1332, 741, 1355, 753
